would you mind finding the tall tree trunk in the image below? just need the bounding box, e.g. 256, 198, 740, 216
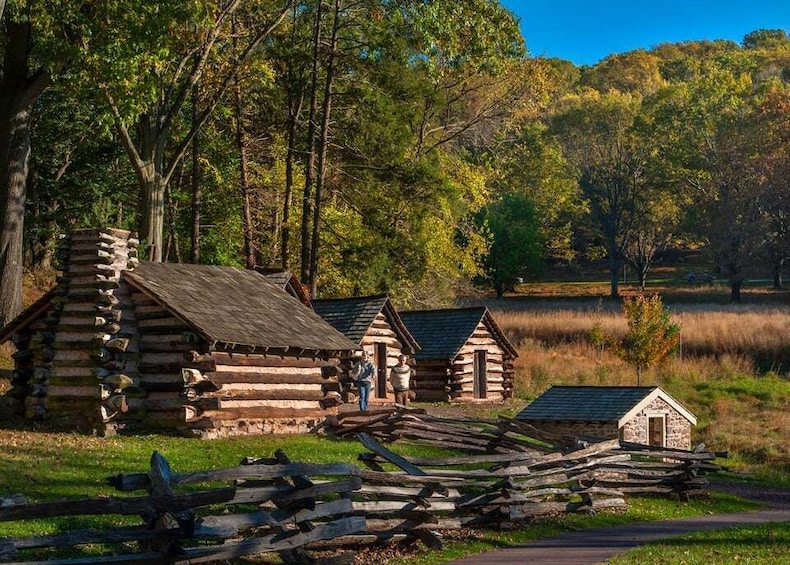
234, 81, 255, 269
637, 266, 647, 291
300, 0, 323, 284
730, 278, 742, 303
232, 14, 255, 269
607, 236, 620, 299
282, 109, 297, 271
190, 82, 201, 264
0, 20, 50, 326
164, 165, 182, 263
140, 167, 167, 263
308, 0, 340, 297
126, 112, 168, 263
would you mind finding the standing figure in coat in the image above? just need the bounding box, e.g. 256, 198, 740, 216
352, 351, 375, 411
389, 354, 412, 406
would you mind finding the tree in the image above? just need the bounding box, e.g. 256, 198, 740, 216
748, 84, 790, 289
90, 0, 294, 262
551, 91, 647, 298
0, 2, 69, 326
742, 29, 790, 50
477, 192, 543, 298
580, 49, 666, 95
616, 294, 680, 384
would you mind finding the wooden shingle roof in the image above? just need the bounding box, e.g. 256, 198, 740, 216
311, 295, 420, 353
258, 269, 312, 308
124, 262, 356, 355
0, 288, 57, 344
398, 307, 517, 361
516, 386, 697, 426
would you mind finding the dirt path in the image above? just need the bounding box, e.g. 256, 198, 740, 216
442, 483, 790, 565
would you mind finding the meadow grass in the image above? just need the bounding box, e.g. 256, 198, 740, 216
606, 522, 790, 565
493, 305, 790, 370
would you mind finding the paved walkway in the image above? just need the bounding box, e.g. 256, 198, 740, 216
443, 482, 790, 565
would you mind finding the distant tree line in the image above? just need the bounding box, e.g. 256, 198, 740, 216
1, 0, 788, 325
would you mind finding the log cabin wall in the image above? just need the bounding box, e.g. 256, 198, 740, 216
183, 351, 339, 439
25, 228, 140, 435
8, 317, 45, 417
412, 359, 451, 402
360, 312, 407, 403
449, 321, 510, 402
126, 289, 196, 433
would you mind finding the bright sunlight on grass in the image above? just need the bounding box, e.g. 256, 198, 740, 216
607, 522, 790, 565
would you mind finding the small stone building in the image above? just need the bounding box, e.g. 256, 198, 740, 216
312, 295, 419, 404
0, 228, 357, 438
398, 307, 517, 403
515, 386, 697, 449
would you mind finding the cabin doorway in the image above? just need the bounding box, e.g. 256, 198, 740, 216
473, 350, 487, 399
375, 342, 388, 398
648, 415, 665, 447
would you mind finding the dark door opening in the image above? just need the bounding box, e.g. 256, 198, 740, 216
648, 416, 665, 447
473, 350, 487, 399
375, 342, 388, 398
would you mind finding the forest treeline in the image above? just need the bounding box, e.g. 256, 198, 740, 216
0, 1, 788, 327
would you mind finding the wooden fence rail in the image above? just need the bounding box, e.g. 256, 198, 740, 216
1, 411, 723, 564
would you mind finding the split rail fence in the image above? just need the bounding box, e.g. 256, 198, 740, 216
0, 411, 722, 564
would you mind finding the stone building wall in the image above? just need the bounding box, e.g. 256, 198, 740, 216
620, 397, 692, 449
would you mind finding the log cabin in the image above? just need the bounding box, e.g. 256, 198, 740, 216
311, 295, 420, 404
398, 307, 517, 403
0, 228, 357, 438
515, 386, 697, 449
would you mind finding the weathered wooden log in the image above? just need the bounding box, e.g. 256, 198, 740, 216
0, 487, 237, 522
180, 516, 365, 564
357, 433, 448, 496
195, 498, 355, 539
206, 389, 325, 402
208, 371, 325, 385
108, 462, 360, 492
138, 360, 216, 374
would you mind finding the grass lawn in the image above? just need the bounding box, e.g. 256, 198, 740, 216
607, 522, 790, 565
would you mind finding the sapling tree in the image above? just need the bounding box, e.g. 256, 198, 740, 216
616, 294, 680, 384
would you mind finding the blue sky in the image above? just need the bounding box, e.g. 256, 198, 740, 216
500, 0, 790, 65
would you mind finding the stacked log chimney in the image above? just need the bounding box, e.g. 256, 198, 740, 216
23, 228, 140, 435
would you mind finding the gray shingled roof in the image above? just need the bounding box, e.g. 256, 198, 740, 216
260, 270, 312, 308
312, 296, 390, 345
311, 295, 419, 353
124, 262, 356, 354
516, 386, 659, 422
398, 307, 516, 361
262, 271, 292, 288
